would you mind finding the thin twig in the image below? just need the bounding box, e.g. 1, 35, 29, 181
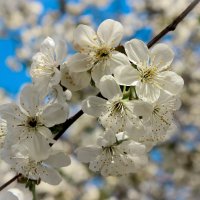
147, 0, 200, 48
53, 109, 84, 141
0, 174, 21, 191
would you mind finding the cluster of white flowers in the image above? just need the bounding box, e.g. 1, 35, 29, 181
0, 19, 184, 190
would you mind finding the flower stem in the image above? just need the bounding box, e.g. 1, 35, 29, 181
31, 182, 37, 200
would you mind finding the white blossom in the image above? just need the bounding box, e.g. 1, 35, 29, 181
1, 135, 71, 185
67, 19, 130, 86
76, 131, 148, 176
30, 37, 67, 86
82, 75, 140, 132
126, 92, 181, 151
0, 84, 69, 144
114, 39, 184, 102
134, 91, 181, 134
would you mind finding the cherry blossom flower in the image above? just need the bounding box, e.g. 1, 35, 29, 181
114, 39, 184, 102
30, 37, 67, 86
1, 135, 71, 185
133, 91, 181, 135
67, 19, 130, 86
0, 84, 69, 144
126, 92, 181, 151
82, 75, 140, 132
76, 131, 148, 176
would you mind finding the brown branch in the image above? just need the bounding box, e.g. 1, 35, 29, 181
0, 174, 21, 191
53, 109, 84, 141
1, 0, 199, 192
147, 0, 200, 48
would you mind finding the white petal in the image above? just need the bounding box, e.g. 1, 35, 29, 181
89, 155, 107, 172
91, 62, 112, 87
76, 146, 102, 163
150, 108, 173, 134
7, 188, 24, 200
157, 91, 181, 111
97, 130, 116, 146
125, 39, 149, 65
55, 39, 67, 63
101, 161, 113, 176
31, 52, 46, 66
45, 152, 71, 168
151, 43, 174, 70
156, 71, 184, 95
24, 134, 50, 162
114, 65, 139, 86
0, 103, 26, 125
61, 63, 91, 91
0, 191, 19, 200
38, 166, 62, 185
109, 51, 130, 71
138, 133, 166, 151
133, 101, 153, 122
37, 126, 54, 142
73, 25, 99, 52
136, 82, 160, 103
99, 75, 122, 99
39, 103, 69, 127
20, 84, 39, 116
67, 53, 92, 72
40, 37, 55, 62
82, 96, 107, 117
97, 19, 123, 47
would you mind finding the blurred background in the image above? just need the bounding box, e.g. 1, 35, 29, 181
0, 0, 200, 199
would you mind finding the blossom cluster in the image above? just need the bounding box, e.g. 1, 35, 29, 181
0, 19, 184, 188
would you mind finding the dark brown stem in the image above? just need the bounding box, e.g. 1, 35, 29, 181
0, 174, 21, 191
147, 0, 200, 48
53, 109, 84, 141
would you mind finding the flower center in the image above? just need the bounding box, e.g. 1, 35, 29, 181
111, 100, 126, 115
140, 66, 157, 83
96, 47, 110, 59
27, 117, 38, 128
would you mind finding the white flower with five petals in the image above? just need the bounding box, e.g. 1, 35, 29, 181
133, 91, 181, 134
126, 92, 181, 151
1, 135, 71, 185
67, 19, 130, 86
76, 130, 147, 176
82, 75, 139, 132
114, 39, 184, 102
0, 84, 69, 144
